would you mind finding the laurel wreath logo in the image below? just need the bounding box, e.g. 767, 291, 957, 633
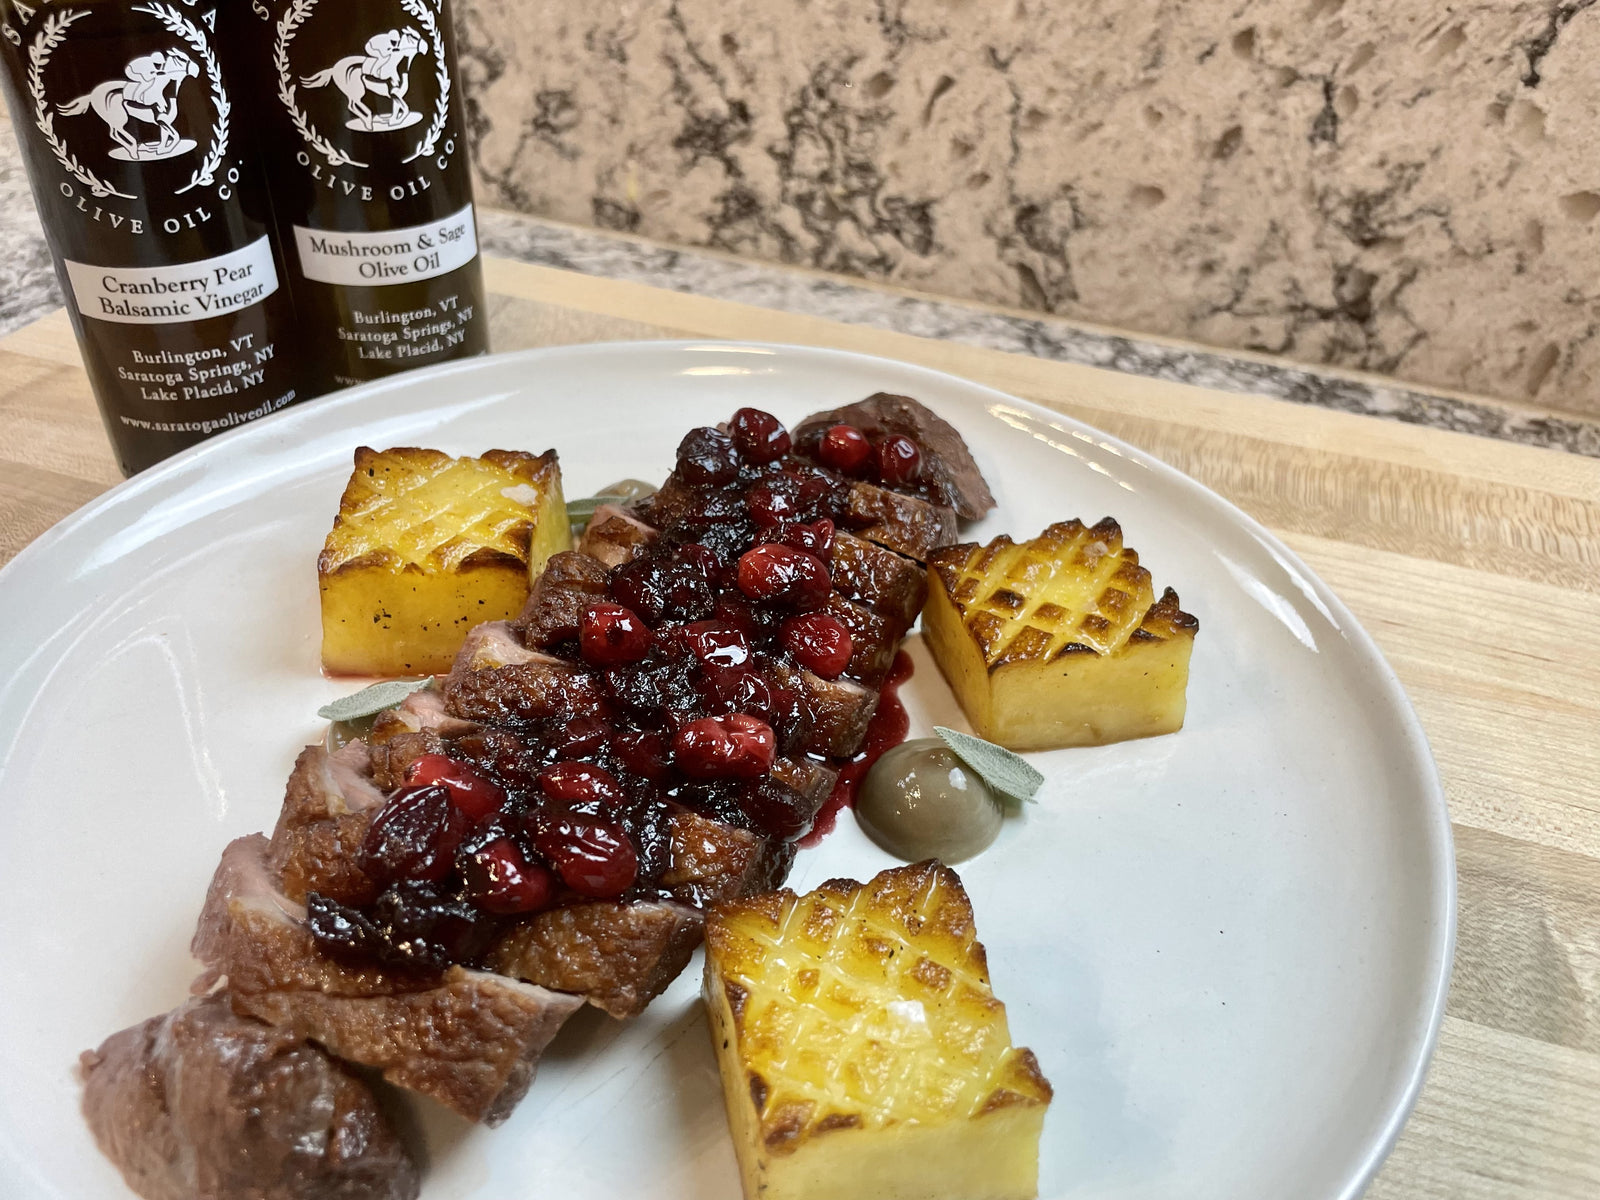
275, 0, 453, 172
28, 9, 134, 200
133, 2, 230, 195
28, 4, 230, 202
275, 0, 367, 168
398, 0, 449, 165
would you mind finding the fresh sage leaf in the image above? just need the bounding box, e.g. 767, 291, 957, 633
565, 493, 628, 521
565, 494, 632, 533
566, 481, 657, 531
934, 726, 1045, 804
317, 678, 431, 722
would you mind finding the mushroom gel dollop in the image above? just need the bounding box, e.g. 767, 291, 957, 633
855, 738, 1003, 863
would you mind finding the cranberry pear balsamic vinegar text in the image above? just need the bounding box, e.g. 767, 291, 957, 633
0, 0, 302, 475
229, 0, 488, 392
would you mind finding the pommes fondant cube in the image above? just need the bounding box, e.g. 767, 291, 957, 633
319, 446, 569, 676
923, 518, 1197, 750
703, 861, 1051, 1200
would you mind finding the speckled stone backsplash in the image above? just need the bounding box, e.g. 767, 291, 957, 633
457, 0, 1600, 418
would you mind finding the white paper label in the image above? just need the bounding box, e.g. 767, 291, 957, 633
64, 237, 280, 326
293, 204, 478, 287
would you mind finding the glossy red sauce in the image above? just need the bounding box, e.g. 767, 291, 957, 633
800, 650, 914, 847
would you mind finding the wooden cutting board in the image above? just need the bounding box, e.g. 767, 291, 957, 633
2, 255, 1598, 1198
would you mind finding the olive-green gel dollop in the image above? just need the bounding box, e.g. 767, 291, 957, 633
855, 738, 1004, 863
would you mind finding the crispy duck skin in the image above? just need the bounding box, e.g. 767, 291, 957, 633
193, 836, 584, 1127
513, 549, 611, 647
485, 899, 705, 1019
82, 994, 419, 1200
443, 621, 607, 723
267, 742, 388, 908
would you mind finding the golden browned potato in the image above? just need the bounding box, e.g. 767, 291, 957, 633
319, 446, 569, 676
922, 519, 1197, 750
703, 861, 1052, 1200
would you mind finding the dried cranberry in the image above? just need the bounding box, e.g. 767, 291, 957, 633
404, 755, 505, 822
874, 434, 921, 485
306, 893, 386, 965
617, 797, 675, 884
779, 517, 835, 561
552, 715, 612, 760
736, 544, 831, 608
360, 785, 468, 886
371, 881, 500, 968
781, 612, 854, 678
462, 838, 555, 914
713, 595, 759, 635
701, 666, 802, 737
818, 423, 872, 474
580, 601, 652, 665
673, 713, 777, 780
611, 553, 715, 625
729, 407, 791, 464
738, 776, 817, 841
675, 541, 723, 580
675, 426, 740, 485
613, 729, 670, 780
682, 621, 751, 669
538, 761, 623, 808
532, 812, 639, 898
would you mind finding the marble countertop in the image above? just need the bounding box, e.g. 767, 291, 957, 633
3, 128, 1595, 460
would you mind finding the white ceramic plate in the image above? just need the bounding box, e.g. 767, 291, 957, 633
0, 342, 1453, 1200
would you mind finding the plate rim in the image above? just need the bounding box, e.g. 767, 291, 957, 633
0, 338, 1456, 1199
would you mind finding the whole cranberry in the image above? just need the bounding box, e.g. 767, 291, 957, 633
781, 612, 854, 679
673, 713, 777, 780
682, 620, 751, 668
552, 715, 612, 760
675, 427, 740, 486
580, 601, 651, 665
729, 407, 792, 464
736, 544, 831, 608
675, 542, 722, 580
745, 478, 802, 529
818, 423, 872, 474
874, 434, 922, 485
404, 754, 506, 821
462, 838, 556, 914
532, 812, 639, 898
539, 761, 623, 807
360, 785, 468, 885
613, 729, 670, 780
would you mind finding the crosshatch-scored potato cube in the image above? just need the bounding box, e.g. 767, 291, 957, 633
703, 861, 1052, 1200
923, 518, 1197, 750
319, 446, 570, 676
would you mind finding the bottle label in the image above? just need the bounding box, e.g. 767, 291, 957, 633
292, 202, 476, 286
62, 236, 281, 325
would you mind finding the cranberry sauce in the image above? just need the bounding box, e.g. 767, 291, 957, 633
312, 408, 935, 973
800, 651, 914, 848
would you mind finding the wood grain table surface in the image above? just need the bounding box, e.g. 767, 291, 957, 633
2, 256, 1597, 1198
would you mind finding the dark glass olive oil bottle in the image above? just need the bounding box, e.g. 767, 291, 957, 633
0, 0, 303, 475
222, 0, 488, 393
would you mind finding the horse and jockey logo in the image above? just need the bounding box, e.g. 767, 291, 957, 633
56, 48, 200, 161
299, 28, 427, 132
